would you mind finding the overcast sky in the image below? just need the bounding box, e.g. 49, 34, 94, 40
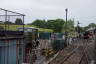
0, 0, 96, 26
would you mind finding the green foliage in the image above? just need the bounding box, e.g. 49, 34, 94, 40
30, 19, 75, 33
74, 23, 96, 34
0, 18, 76, 34
75, 26, 85, 33
25, 25, 53, 32
67, 19, 74, 31
63, 19, 75, 33
31, 19, 65, 32
38, 28, 53, 32
46, 19, 65, 32
15, 18, 23, 25
0, 24, 53, 32
88, 23, 96, 28
31, 19, 46, 28
5, 21, 14, 24
83, 23, 96, 31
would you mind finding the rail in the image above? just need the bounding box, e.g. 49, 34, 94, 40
59, 46, 79, 64
49, 39, 92, 64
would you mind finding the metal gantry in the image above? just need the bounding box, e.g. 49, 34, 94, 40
0, 8, 25, 31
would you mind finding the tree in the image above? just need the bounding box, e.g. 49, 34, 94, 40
5, 21, 14, 24
15, 18, 23, 25
46, 19, 65, 32
32, 19, 46, 28
63, 19, 75, 32
29, 19, 75, 33
75, 26, 85, 33
45, 20, 55, 29
84, 23, 96, 31
88, 23, 96, 28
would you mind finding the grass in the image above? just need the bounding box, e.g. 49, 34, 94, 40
0, 24, 53, 32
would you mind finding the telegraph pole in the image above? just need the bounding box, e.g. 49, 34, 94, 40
77, 21, 80, 38
65, 8, 68, 25
65, 8, 68, 46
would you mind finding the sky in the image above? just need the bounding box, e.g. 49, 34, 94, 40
0, 0, 96, 26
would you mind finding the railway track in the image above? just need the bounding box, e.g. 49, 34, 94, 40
60, 45, 85, 64
80, 39, 95, 64
49, 39, 92, 64
48, 40, 78, 64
